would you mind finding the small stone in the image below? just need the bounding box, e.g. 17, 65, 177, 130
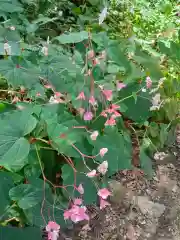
136, 196, 165, 218
108, 180, 126, 204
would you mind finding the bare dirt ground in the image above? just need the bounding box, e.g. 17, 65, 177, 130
55, 125, 180, 240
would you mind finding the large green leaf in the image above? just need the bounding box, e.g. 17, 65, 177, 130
117, 82, 152, 122
92, 129, 132, 175
0, 172, 14, 219
55, 31, 89, 44
133, 46, 163, 79
0, 0, 23, 13
40, 55, 83, 92
158, 41, 180, 62
24, 201, 67, 228
0, 111, 37, 171
46, 118, 84, 157
107, 43, 132, 73
0, 226, 41, 240
0, 59, 40, 88
9, 178, 50, 210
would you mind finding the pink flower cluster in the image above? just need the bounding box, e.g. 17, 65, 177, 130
98, 188, 111, 209
101, 104, 121, 126
64, 198, 89, 223
76, 91, 97, 121
46, 221, 60, 240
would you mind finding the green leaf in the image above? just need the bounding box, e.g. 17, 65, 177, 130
62, 163, 97, 204
117, 82, 152, 122
133, 46, 162, 79
132, 92, 137, 103
140, 148, 153, 178
0, 111, 37, 171
0, 226, 41, 240
0, 59, 40, 88
0, 0, 23, 13
107, 44, 131, 73
24, 201, 67, 228
24, 148, 42, 178
0, 172, 14, 219
9, 178, 50, 210
107, 64, 120, 74
0, 102, 16, 114
46, 119, 83, 157
55, 31, 89, 44
148, 122, 159, 138
92, 129, 132, 175
160, 124, 168, 147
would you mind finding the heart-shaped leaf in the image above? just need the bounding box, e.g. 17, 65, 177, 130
0, 111, 37, 171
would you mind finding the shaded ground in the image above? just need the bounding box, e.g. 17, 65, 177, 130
53, 126, 180, 240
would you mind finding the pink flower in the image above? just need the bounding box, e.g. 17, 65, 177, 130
86, 169, 97, 178
99, 148, 108, 157
98, 188, 111, 199
77, 91, 86, 100
102, 90, 112, 101
90, 131, 99, 141
106, 108, 114, 114
46, 221, 60, 239
64, 205, 89, 223
64, 210, 71, 220
83, 111, 93, 121
117, 82, 126, 91
146, 76, 152, 89
111, 104, 120, 110
47, 231, 59, 240
72, 206, 89, 223
46, 221, 60, 232
105, 117, 116, 126
101, 111, 108, 118
97, 161, 108, 175
77, 184, 84, 194
89, 96, 97, 106
54, 92, 63, 97
87, 50, 95, 59
111, 110, 121, 118
100, 198, 110, 209
74, 198, 83, 205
